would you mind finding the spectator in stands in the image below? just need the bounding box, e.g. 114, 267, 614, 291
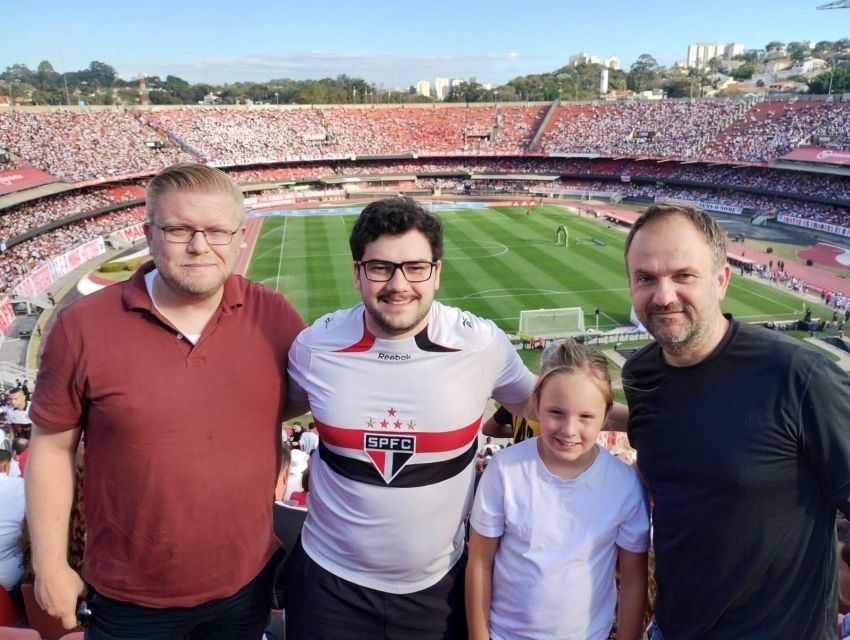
289, 466, 310, 508
467, 339, 648, 640
284, 197, 537, 639
476, 436, 501, 458
298, 422, 319, 458
0, 449, 25, 603
0, 420, 11, 453
26, 163, 306, 637
623, 202, 850, 639
8, 438, 27, 478
275, 443, 293, 502
289, 421, 304, 448
3, 387, 31, 438
283, 449, 309, 503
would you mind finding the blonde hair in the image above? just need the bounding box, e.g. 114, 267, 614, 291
533, 339, 613, 413
145, 163, 244, 223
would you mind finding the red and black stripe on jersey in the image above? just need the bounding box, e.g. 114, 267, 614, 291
316, 416, 480, 487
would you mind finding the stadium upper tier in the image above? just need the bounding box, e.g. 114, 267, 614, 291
2, 99, 850, 182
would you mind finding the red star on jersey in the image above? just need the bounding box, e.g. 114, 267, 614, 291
380, 419, 389, 429
394, 420, 402, 429
387, 407, 397, 417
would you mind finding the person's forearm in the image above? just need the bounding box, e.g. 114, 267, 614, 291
26, 431, 77, 572
616, 564, 648, 640
465, 558, 493, 640
617, 581, 646, 640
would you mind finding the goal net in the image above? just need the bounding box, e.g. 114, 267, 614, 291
519, 307, 585, 338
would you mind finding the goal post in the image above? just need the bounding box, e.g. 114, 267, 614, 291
519, 307, 585, 338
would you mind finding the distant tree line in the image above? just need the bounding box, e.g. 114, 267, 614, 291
3, 39, 850, 106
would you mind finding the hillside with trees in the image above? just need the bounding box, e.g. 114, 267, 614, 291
2, 38, 849, 106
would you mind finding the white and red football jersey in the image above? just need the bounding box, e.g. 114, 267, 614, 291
288, 301, 534, 593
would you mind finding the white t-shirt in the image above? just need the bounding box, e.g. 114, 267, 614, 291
471, 439, 650, 640
2, 403, 30, 426
0, 473, 25, 590
144, 269, 201, 343
288, 301, 534, 594
299, 430, 319, 456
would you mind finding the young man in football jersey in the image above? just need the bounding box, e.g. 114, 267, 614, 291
285, 197, 535, 639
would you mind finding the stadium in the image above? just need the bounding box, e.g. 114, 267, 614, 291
2, 98, 850, 380
3, 96, 850, 637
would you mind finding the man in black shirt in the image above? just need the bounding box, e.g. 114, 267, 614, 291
623, 202, 850, 639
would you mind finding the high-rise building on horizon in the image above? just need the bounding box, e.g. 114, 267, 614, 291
416, 80, 431, 98
569, 51, 600, 66
688, 42, 746, 69
725, 42, 745, 59
688, 43, 724, 69
435, 77, 449, 100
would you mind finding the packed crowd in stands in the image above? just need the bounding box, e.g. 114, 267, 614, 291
0, 186, 140, 242
226, 163, 336, 183
141, 107, 333, 166
1, 101, 850, 184
0, 206, 144, 295
621, 183, 850, 223
539, 100, 751, 158
2, 101, 850, 298
0, 109, 194, 183
224, 158, 850, 204
697, 100, 850, 164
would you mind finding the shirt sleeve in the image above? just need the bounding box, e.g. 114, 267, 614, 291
470, 459, 507, 538
487, 326, 535, 407
798, 355, 850, 518
615, 468, 651, 553
287, 332, 311, 403
28, 313, 85, 432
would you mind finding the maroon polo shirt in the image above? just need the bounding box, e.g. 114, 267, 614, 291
30, 262, 306, 607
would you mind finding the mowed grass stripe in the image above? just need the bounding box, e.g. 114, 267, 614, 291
245, 218, 287, 284
439, 211, 574, 325
438, 235, 506, 324
299, 216, 355, 321
485, 215, 631, 322
246, 206, 833, 332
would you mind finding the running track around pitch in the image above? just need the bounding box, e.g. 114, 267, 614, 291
234, 217, 263, 276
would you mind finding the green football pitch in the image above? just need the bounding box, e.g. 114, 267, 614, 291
245, 203, 830, 333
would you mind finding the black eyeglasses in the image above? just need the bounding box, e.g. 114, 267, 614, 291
358, 260, 437, 282
154, 224, 239, 246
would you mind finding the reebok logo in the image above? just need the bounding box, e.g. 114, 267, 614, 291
377, 353, 411, 361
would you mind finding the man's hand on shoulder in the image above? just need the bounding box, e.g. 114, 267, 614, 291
34, 564, 86, 630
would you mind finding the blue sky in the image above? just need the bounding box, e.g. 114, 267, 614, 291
2, 0, 847, 88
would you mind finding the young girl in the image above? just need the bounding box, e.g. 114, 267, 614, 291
466, 339, 649, 640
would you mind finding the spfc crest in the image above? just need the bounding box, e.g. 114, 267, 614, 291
364, 433, 416, 484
